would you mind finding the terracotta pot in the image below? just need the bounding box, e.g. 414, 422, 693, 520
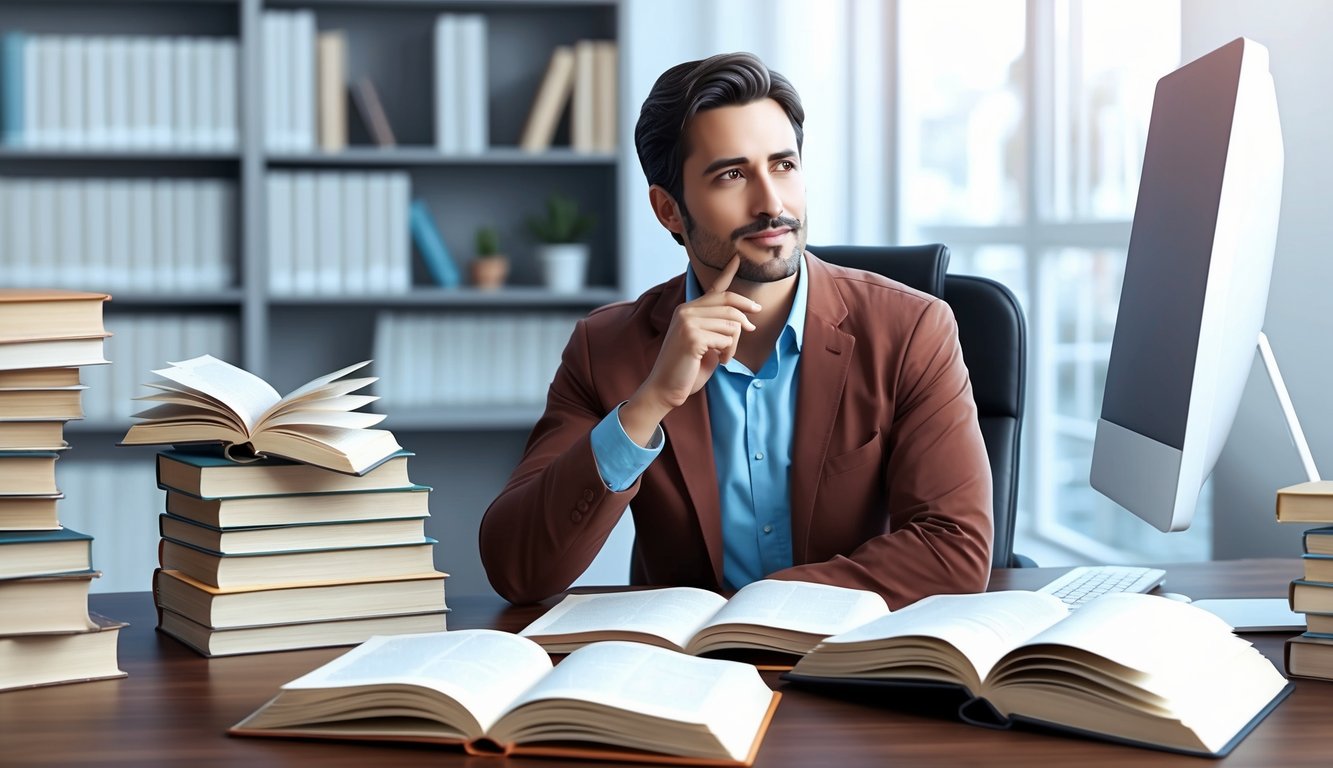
470, 256, 510, 290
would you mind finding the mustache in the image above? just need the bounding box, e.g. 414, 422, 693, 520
732, 215, 802, 240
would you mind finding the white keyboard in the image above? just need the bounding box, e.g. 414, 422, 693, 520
1035, 565, 1166, 609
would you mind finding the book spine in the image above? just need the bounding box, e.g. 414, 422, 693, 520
1, 32, 24, 145
408, 199, 461, 288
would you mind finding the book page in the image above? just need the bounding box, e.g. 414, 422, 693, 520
810, 591, 1068, 688
150, 355, 281, 432
282, 629, 552, 735
502, 641, 773, 762
699, 579, 891, 636
518, 588, 727, 651
1000, 593, 1264, 698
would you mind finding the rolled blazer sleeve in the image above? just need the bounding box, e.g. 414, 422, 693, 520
478, 317, 640, 604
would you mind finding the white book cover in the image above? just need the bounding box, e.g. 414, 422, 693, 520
30, 180, 58, 286
105, 37, 131, 149
85, 37, 110, 148
266, 173, 294, 296
262, 13, 283, 152
460, 15, 488, 154
174, 180, 199, 291
193, 39, 216, 150
128, 37, 153, 148
193, 180, 221, 291
341, 173, 368, 295
216, 39, 239, 151
121, 316, 156, 421
492, 316, 517, 405
214, 180, 238, 289
387, 172, 411, 292
150, 37, 173, 149
170, 37, 194, 150
57, 182, 84, 287
412, 314, 437, 407
291, 10, 316, 153
314, 173, 343, 295
36, 37, 62, 149
371, 312, 394, 402
21, 36, 39, 148
364, 173, 391, 294
3, 180, 31, 286
291, 172, 319, 295
129, 180, 156, 290
153, 181, 177, 292
60, 37, 86, 149
571, 40, 596, 153
106, 180, 133, 293
82, 181, 111, 290
380, 313, 409, 406
433, 15, 457, 153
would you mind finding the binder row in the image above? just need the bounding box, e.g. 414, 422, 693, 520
0, 32, 239, 151
372, 311, 580, 408
434, 14, 488, 154
261, 10, 316, 153
55, 458, 162, 594
0, 177, 238, 293
82, 314, 240, 423
266, 171, 413, 296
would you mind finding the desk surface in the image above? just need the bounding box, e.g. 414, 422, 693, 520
1, 560, 1329, 767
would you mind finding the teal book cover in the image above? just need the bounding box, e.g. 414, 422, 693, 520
409, 199, 462, 287
0, 526, 92, 545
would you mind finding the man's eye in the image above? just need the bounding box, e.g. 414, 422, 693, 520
719, 169, 742, 181
776, 160, 796, 171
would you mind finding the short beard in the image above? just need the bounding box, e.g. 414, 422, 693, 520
682, 207, 805, 283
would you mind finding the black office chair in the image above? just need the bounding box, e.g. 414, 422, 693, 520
815, 244, 1030, 568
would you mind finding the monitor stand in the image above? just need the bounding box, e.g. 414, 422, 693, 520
1257, 331, 1321, 482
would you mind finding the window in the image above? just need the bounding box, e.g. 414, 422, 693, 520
897, 0, 1200, 563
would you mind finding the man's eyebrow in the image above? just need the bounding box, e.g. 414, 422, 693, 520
700, 149, 799, 177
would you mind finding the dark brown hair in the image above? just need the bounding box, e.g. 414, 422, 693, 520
634, 52, 805, 244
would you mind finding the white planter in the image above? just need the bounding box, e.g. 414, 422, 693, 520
538, 243, 590, 294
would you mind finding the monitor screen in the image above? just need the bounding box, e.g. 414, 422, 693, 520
1090, 37, 1284, 532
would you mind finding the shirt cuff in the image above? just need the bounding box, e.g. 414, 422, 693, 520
590, 402, 664, 492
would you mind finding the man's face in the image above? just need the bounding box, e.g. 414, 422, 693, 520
676, 99, 807, 283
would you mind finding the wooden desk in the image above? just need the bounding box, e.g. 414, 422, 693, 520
1, 559, 1329, 767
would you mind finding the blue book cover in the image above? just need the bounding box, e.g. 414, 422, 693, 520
0, 526, 93, 546
409, 199, 462, 287
1, 31, 23, 145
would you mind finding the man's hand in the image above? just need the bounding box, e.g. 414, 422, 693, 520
619, 255, 760, 445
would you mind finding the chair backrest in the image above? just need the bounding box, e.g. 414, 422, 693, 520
815, 245, 1027, 568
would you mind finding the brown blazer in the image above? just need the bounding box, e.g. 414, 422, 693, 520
479, 253, 993, 606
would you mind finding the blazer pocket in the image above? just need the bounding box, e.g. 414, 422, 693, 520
824, 432, 883, 477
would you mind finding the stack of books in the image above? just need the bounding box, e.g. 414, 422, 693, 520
0, 289, 126, 693
123, 356, 449, 657
1277, 481, 1333, 679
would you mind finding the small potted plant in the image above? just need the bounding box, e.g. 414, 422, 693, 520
469, 225, 509, 290
527, 193, 595, 293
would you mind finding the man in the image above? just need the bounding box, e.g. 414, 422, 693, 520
480, 52, 992, 606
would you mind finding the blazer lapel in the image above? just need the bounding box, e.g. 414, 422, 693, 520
649, 277, 725, 586
790, 256, 854, 563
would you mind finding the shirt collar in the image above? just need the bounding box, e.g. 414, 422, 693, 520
684, 253, 808, 352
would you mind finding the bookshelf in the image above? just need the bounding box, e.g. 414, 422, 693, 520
0, 0, 626, 597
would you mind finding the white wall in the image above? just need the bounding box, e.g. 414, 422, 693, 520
1182, 1, 1333, 557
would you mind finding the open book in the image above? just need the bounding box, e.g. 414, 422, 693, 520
120, 356, 401, 475
519, 580, 890, 660
231, 629, 780, 766
784, 591, 1292, 757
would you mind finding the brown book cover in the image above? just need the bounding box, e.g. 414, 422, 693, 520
350, 76, 396, 147
518, 46, 575, 152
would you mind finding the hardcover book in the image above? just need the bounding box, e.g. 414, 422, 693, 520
158, 537, 437, 589
158, 513, 427, 555
783, 591, 1292, 757
153, 568, 447, 629
0, 570, 97, 635
231, 630, 780, 766
156, 449, 414, 499
0, 289, 109, 343
0, 526, 92, 578
1275, 480, 1333, 523
157, 606, 447, 657
163, 484, 431, 528
121, 355, 402, 475
0, 613, 126, 692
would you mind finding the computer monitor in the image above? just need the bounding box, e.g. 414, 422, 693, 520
1089, 37, 1293, 533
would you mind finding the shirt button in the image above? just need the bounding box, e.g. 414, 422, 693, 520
763, 524, 773, 534
577, 500, 590, 512
570, 511, 583, 523
754, 381, 764, 389
754, 452, 764, 461
582, 488, 595, 502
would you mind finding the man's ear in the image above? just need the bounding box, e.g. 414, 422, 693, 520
648, 185, 685, 236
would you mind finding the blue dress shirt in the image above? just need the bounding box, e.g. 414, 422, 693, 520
590, 256, 808, 589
